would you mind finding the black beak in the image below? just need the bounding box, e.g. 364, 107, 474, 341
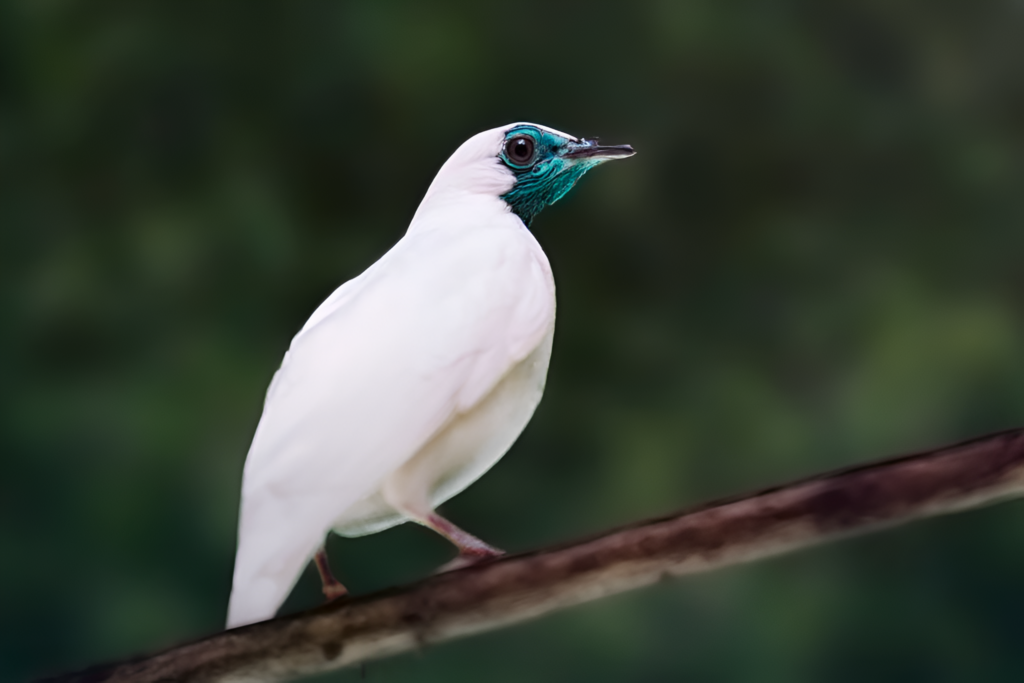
563, 142, 635, 161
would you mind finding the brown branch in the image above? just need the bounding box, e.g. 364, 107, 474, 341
44, 428, 1024, 683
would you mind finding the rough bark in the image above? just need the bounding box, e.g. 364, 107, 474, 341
43, 428, 1024, 683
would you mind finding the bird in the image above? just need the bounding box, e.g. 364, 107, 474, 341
226, 122, 634, 629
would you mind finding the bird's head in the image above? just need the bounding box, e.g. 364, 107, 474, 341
498, 124, 635, 225
414, 123, 634, 229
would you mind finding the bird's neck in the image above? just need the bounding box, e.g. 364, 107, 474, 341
407, 190, 517, 235
407, 157, 518, 234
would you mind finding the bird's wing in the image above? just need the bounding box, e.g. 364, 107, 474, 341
226, 224, 554, 627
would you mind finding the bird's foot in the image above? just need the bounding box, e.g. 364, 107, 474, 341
322, 581, 349, 602
436, 546, 505, 573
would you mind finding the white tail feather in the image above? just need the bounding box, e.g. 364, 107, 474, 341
226, 493, 326, 629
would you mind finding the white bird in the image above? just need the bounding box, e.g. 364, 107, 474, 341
226, 122, 634, 628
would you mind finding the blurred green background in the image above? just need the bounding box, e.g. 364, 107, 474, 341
4, 0, 1024, 681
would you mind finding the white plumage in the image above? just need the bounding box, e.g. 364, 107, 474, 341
226, 123, 631, 628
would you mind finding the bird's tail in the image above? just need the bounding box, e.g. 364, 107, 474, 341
226, 496, 325, 629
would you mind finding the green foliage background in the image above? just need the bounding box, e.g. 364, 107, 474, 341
3, 1, 1024, 680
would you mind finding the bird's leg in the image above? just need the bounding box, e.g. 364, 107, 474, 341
422, 512, 504, 571
380, 479, 503, 570
313, 546, 348, 601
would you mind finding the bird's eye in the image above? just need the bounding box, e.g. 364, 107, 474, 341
505, 136, 536, 166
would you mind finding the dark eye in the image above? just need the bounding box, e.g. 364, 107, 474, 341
505, 135, 536, 166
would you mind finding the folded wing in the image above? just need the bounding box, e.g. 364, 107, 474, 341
226, 225, 553, 628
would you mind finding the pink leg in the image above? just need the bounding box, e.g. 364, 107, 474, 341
313, 546, 348, 601
378, 479, 503, 569
422, 513, 504, 570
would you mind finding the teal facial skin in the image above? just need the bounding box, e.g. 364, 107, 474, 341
499, 125, 634, 226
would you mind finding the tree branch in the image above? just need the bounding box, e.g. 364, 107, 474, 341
44, 428, 1024, 683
